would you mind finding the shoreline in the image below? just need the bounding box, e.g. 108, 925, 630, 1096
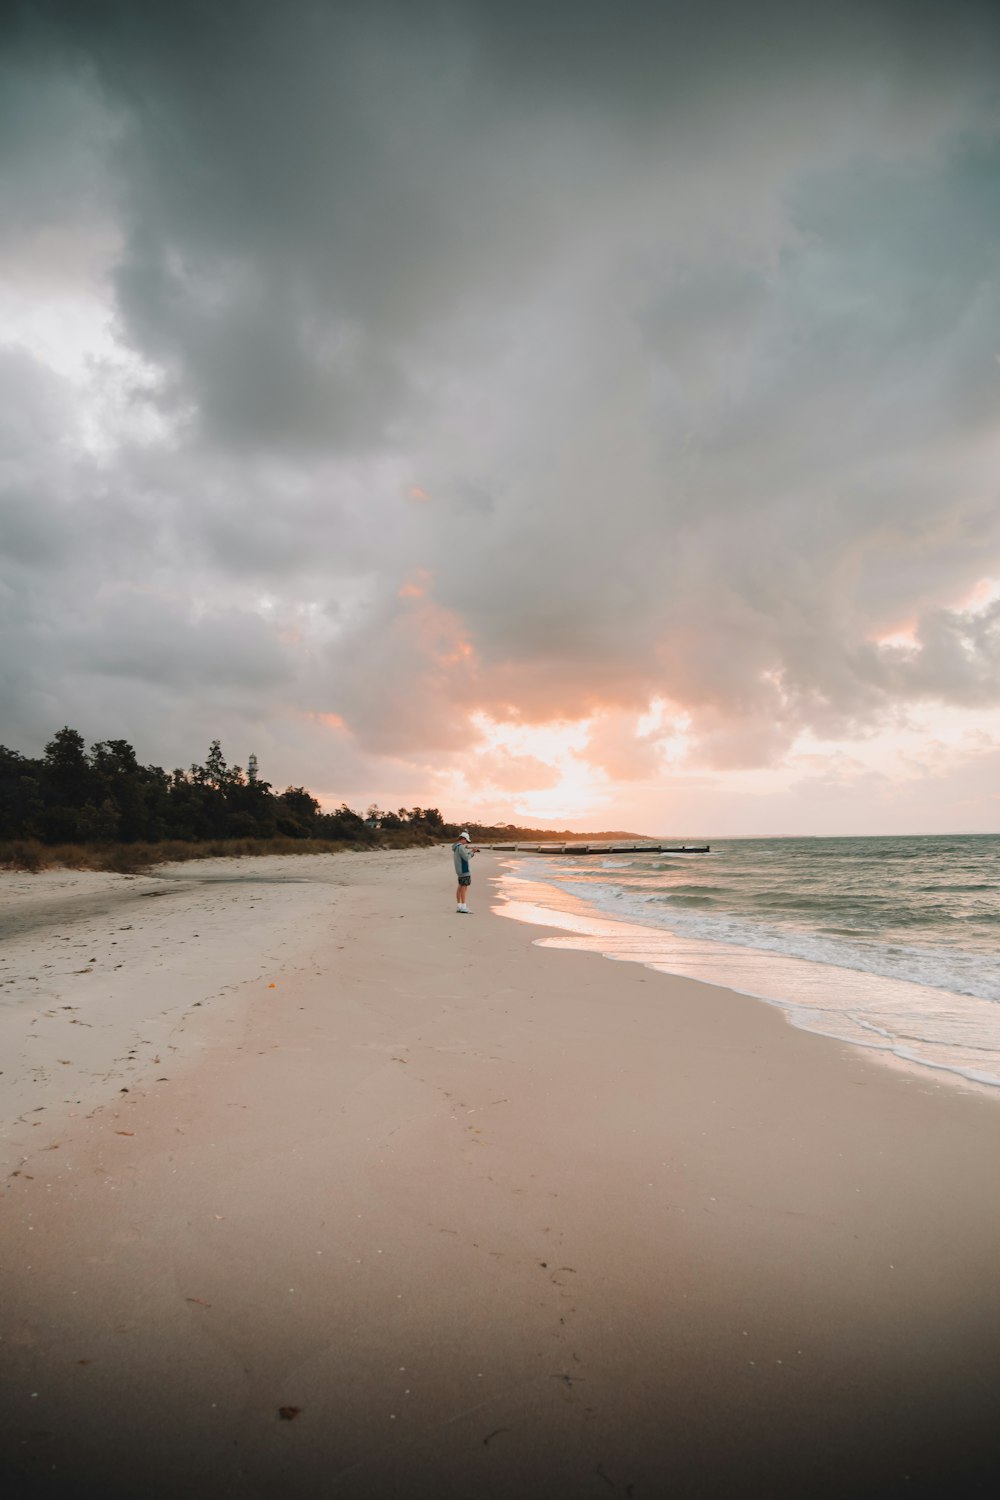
2, 850, 1000, 1496
495, 853, 1000, 1097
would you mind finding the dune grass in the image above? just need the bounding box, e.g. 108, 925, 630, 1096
0, 830, 435, 875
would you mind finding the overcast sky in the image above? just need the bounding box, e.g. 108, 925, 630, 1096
2, 0, 999, 834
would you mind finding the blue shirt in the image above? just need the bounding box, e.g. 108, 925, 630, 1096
453, 841, 472, 876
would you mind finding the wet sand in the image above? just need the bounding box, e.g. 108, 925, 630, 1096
1, 848, 999, 1498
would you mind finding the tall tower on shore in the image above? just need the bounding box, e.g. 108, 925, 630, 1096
248, 753, 258, 783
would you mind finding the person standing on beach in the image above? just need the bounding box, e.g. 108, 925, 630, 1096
453, 830, 478, 913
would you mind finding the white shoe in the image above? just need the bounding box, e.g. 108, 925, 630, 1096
456, 904, 470, 913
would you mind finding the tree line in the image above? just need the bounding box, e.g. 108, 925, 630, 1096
0, 728, 447, 846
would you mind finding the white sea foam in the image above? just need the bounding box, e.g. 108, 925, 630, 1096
495, 842, 1000, 1095
548, 872, 1000, 1002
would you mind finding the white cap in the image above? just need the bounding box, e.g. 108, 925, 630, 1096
459, 831, 471, 841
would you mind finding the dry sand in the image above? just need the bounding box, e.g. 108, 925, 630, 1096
1, 848, 999, 1499
0, 858, 361, 1174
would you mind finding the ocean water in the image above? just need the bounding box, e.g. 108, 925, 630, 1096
494, 834, 1000, 1093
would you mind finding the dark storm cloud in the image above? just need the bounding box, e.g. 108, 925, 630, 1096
24, 0, 999, 450
0, 38, 116, 270
3, 0, 1000, 784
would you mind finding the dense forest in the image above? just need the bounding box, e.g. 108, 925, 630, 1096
0, 728, 445, 847
0, 728, 642, 870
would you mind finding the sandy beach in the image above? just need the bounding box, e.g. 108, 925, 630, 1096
2, 848, 999, 1498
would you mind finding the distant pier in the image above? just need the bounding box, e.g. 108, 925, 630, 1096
481, 842, 710, 855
